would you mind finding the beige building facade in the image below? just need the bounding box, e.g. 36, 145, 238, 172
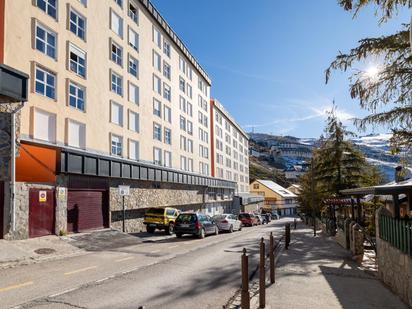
0, 0, 238, 240
211, 99, 249, 194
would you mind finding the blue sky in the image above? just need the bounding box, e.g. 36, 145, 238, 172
151, 0, 410, 138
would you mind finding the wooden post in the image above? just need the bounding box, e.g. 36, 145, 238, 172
259, 238, 266, 308
285, 223, 291, 250
270, 232, 275, 284
241, 248, 250, 309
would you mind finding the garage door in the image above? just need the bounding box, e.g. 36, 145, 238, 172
29, 189, 55, 238
0, 182, 4, 239
67, 190, 109, 233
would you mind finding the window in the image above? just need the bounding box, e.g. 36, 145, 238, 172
114, 0, 122, 7
153, 74, 161, 95
78, 0, 87, 6
35, 66, 56, 99
180, 116, 186, 131
187, 102, 193, 117
111, 134, 122, 156
188, 158, 193, 172
34, 109, 56, 142
111, 41, 122, 66
187, 120, 193, 135
128, 82, 139, 104
164, 151, 171, 167
128, 27, 139, 51
111, 10, 123, 37
69, 44, 86, 78
180, 135, 187, 151
164, 128, 171, 145
67, 119, 86, 149
128, 0, 138, 23
111, 71, 123, 95
128, 110, 139, 132
187, 139, 193, 153
110, 101, 123, 126
153, 27, 161, 48
179, 57, 186, 73
129, 139, 139, 160
36, 0, 57, 19
153, 98, 161, 117
35, 23, 56, 59
153, 147, 162, 165
163, 40, 171, 57
187, 66, 192, 81
179, 96, 186, 112
187, 84, 192, 99
68, 82, 85, 111
179, 77, 185, 93
180, 156, 187, 171
128, 55, 138, 78
163, 61, 171, 80
163, 83, 171, 102
153, 123, 162, 141
164, 106, 171, 123
69, 9, 86, 40
153, 50, 161, 71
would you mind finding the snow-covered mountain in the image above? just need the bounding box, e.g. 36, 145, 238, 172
249, 132, 408, 182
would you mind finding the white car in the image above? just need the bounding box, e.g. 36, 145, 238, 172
213, 214, 242, 232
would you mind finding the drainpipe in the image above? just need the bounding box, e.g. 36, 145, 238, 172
10, 102, 24, 232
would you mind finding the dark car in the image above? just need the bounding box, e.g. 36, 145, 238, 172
175, 213, 219, 239
238, 213, 258, 227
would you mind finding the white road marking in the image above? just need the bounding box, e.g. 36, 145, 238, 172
115, 257, 134, 262
168, 245, 178, 249
150, 250, 160, 254
64, 266, 97, 276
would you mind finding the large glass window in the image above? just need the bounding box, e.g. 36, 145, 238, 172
153, 123, 162, 141
35, 23, 56, 59
69, 44, 86, 78
111, 41, 122, 66
70, 9, 86, 40
35, 66, 56, 99
111, 134, 122, 156
128, 0, 138, 23
153, 98, 161, 117
111, 71, 123, 96
128, 55, 138, 78
69, 82, 85, 111
36, 0, 57, 19
164, 128, 171, 145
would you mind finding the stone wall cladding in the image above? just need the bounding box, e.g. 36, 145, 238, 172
109, 179, 233, 233
55, 175, 68, 235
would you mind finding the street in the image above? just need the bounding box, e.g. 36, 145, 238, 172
0, 218, 290, 309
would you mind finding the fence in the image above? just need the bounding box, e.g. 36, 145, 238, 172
379, 214, 412, 256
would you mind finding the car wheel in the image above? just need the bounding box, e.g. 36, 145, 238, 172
199, 228, 205, 239
146, 226, 155, 233
176, 233, 182, 238
166, 223, 174, 235
229, 225, 234, 233
215, 227, 219, 235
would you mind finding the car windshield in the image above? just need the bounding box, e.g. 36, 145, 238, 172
146, 208, 164, 215
176, 214, 197, 223
239, 214, 250, 218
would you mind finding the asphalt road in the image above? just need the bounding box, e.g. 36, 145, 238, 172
0, 218, 291, 309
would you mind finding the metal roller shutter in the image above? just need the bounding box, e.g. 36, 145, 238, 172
67, 190, 109, 233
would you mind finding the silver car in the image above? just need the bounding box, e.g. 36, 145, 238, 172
213, 214, 242, 232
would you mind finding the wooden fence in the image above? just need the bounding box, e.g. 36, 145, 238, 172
379, 214, 412, 256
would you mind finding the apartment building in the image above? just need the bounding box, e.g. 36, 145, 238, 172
211, 99, 250, 194
0, 0, 235, 240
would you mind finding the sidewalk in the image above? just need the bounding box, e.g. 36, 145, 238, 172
265, 226, 408, 309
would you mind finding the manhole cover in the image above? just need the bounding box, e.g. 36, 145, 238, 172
34, 248, 56, 255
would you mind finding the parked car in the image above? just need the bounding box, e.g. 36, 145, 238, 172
271, 212, 280, 220
264, 213, 272, 223
143, 207, 179, 235
238, 213, 258, 227
256, 214, 268, 225
175, 212, 219, 238
213, 214, 242, 232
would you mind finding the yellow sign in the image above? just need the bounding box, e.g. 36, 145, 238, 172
39, 191, 47, 203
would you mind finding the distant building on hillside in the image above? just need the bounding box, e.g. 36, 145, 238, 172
287, 184, 301, 195
249, 179, 298, 216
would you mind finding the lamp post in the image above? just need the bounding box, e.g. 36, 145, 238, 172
311, 157, 316, 237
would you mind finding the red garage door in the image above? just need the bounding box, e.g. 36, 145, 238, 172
29, 189, 55, 238
0, 182, 4, 239
67, 190, 109, 233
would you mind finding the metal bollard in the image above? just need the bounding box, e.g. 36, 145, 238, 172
259, 238, 266, 308
241, 248, 250, 309
269, 232, 275, 284
285, 223, 291, 250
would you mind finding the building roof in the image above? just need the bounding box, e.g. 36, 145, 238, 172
256, 180, 297, 198
340, 178, 412, 196
138, 0, 211, 85
211, 99, 249, 139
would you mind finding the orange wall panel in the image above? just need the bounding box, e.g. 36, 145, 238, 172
16, 143, 57, 183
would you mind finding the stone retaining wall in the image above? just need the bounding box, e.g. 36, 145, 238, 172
376, 207, 412, 307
